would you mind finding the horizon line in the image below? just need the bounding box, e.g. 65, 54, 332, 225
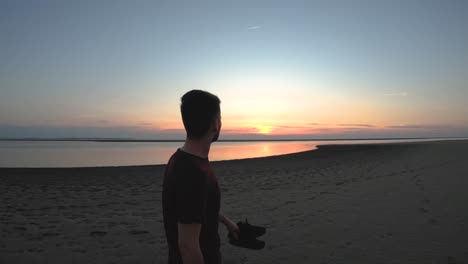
1, 136, 467, 143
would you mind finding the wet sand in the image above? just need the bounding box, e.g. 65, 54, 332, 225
1, 140, 468, 263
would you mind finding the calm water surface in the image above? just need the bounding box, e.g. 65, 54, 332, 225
0, 139, 462, 168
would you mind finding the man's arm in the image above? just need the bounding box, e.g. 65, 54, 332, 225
219, 212, 240, 239
178, 223, 204, 264
218, 212, 227, 224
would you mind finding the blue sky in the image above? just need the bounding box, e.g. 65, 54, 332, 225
1, 0, 468, 139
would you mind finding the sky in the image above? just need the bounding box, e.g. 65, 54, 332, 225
1, 0, 468, 140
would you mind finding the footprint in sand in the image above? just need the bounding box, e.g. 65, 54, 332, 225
447, 256, 458, 264
27, 247, 44, 253
72, 248, 87, 253
419, 207, 429, 213
42, 232, 60, 238
379, 232, 393, 238
90, 231, 107, 236
129, 230, 149, 235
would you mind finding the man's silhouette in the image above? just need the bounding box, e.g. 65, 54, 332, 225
162, 90, 239, 264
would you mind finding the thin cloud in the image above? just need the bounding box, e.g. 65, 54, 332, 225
385, 124, 449, 129
308, 123, 326, 126
338, 127, 374, 131
384, 92, 408, 96
336, 124, 376, 128
137, 122, 153, 126
247, 26, 261, 30
273, 125, 312, 129
159, 128, 185, 133
72, 115, 100, 122
222, 127, 258, 134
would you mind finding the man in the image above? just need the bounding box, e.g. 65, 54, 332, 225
162, 90, 239, 264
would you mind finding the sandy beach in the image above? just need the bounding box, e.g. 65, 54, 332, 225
1, 140, 468, 264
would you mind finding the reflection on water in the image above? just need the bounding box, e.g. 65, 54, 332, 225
0, 138, 464, 168
210, 142, 316, 161
0, 141, 317, 168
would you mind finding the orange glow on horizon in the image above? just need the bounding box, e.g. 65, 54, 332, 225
104, 112, 460, 138
257, 125, 273, 134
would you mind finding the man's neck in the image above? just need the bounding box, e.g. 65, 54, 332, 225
181, 138, 211, 159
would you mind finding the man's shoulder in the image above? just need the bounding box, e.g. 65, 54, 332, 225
167, 151, 206, 179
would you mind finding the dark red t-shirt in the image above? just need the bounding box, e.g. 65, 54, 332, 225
162, 149, 221, 264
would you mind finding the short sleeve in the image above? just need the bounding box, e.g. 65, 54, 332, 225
175, 167, 207, 224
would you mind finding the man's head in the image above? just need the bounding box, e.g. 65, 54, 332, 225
180, 90, 221, 142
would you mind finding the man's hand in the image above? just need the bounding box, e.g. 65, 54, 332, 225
219, 214, 240, 240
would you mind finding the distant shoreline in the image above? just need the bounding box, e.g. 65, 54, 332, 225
1, 139, 466, 171
0, 136, 466, 143
1, 139, 467, 169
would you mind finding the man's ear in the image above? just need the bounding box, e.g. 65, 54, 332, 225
211, 118, 219, 131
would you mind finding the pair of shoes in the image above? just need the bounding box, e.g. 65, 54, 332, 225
237, 218, 266, 238
228, 219, 266, 250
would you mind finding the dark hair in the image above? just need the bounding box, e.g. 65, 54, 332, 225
180, 90, 221, 139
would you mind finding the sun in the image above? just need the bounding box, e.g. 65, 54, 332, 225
257, 125, 273, 134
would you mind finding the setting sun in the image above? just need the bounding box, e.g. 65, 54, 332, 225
257, 126, 273, 134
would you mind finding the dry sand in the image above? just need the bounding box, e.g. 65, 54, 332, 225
1, 140, 468, 263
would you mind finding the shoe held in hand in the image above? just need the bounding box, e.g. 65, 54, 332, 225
227, 219, 266, 250
228, 232, 265, 250
237, 218, 266, 238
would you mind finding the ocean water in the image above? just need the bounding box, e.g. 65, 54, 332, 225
0, 138, 462, 168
